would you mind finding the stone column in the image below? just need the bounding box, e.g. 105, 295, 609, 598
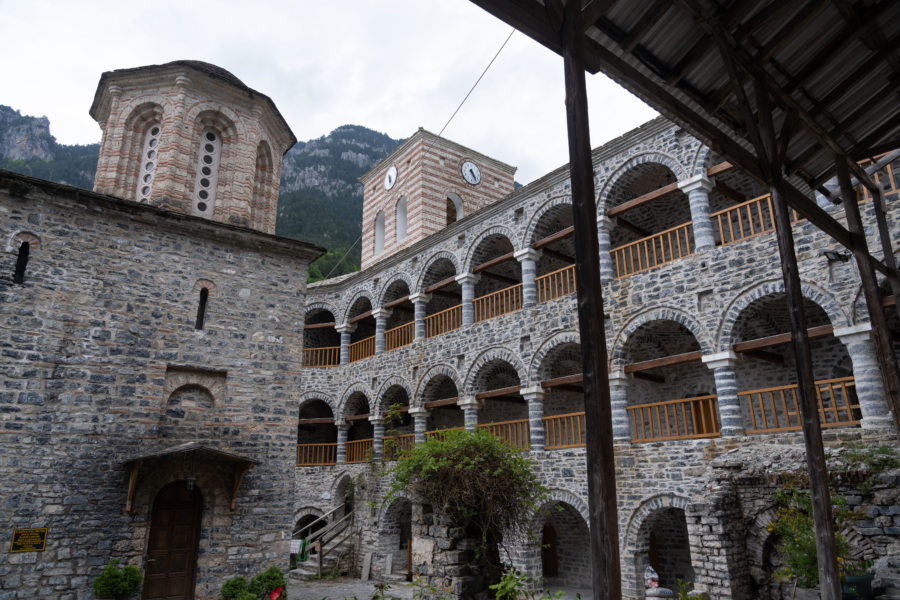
373, 308, 392, 354
835, 323, 893, 429
458, 396, 480, 431
597, 215, 616, 283
456, 273, 481, 326
410, 292, 431, 341
520, 386, 545, 452
370, 416, 385, 461
678, 174, 716, 252
701, 351, 744, 436
515, 248, 542, 308
336, 422, 349, 464
609, 370, 632, 441
410, 407, 429, 445
336, 323, 356, 365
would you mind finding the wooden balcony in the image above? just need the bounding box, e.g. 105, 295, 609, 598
297, 443, 336, 466
303, 346, 340, 368
858, 160, 898, 202
542, 412, 586, 449
740, 376, 859, 434
345, 438, 374, 463
383, 433, 415, 460
385, 322, 413, 352
473, 284, 523, 322
477, 419, 530, 450
536, 264, 577, 303
612, 222, 693, 279
425, 305, 462, 338
712, 193, 801, 247
627, 394, 720, 442
424, 427, 464, 442
348, 336, 375, 363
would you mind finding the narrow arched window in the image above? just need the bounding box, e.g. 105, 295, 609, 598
446, 193, 463, 225
396, 197, 407, 242
374, 211, 385, 254
193, 130, 221, 218
13, 242, 30, 284
195, 287, 209, 330
135, 123, 161, 203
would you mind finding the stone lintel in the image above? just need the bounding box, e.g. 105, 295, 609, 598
833, 322, 872, 343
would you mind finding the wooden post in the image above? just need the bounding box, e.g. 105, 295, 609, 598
868, 184, 900, 323
562, 2, 621, 600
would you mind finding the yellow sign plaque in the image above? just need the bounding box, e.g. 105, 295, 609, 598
10, 528, 47, 553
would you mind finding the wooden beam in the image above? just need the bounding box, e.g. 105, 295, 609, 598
621, 0, 669, 53
348, 310, 373, 324
607, 182, 679, 217
743, 349, 785, 365
424, 397, 459, 409
472, 251, 515, 274
125, 461, 141, 513
475, 385, 522, 400
733, 324, 834, 353
706, 161, 733, 176
633, 371, 665, 383
424, 275, 458, 293
541, 373, 584, 388
384, 295, 411, 309
623, 350, 702, 373
304, 322, 335, 330
345, 413, 370, 422
541, 247, 575, 263
297, 417, 335, 425
615, 216, 652, 237
479, 271, 520, 285
582, 0, 617, 30
713, 182, 746, 204
533, 225, 575, 249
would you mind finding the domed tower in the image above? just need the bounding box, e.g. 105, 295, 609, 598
89, 60, 295, 234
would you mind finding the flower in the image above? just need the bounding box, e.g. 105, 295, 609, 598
269, 585, 283, 600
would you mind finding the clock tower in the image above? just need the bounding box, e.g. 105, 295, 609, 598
359, 128, 516, 269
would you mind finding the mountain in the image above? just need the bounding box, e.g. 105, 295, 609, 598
0, 106, 404, 280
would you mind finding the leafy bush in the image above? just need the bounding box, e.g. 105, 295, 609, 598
92, 559, 142, 600
220, 566, 286, 600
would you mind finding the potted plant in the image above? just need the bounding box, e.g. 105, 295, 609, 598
92, 559, 142, 600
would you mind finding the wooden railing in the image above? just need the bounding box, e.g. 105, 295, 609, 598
740, 376, 859, 434
425, 305, 462, 338
477, 419, 530, 450
383, 433, 415, 460
297, 443, 337, 466
385, 322, 413, 352
542, 412, 586, 449
424, 427, 464, 442
712, 193, 801, 247
473, 284, 523, 322
348, 336, 375, 363
627, 394, 720, 442
303, 346, 340, 368
612, 222, 694, 279
345, 438, 374, 463
858, 160, 899, 202
536, 264, 577, 303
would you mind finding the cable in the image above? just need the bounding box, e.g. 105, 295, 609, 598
438, 28, 515, 137
323, 233, 362, 280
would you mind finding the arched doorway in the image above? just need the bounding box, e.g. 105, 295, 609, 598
143, 481, 202, 600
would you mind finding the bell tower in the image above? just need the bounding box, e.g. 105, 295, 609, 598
89, 60, 296, 234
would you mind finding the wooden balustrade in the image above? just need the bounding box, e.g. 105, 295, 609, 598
858, 160, 899, 202
627, 394, 720, 442
612, 222, 694, 279
296, 443, 337, 466
542, 412, 586, 449
345, 439, 374, 463
425, 305, 462, 338
712, 193, 801, 247
348, 336, 375, 363
303, 346, 340, 368
473, 284, 523, 322
385, 322, 413, 351
424, 427, 464, 442
383, 433, 415, 460
536, 264, 577, 303
740, 376, 859, 434
476, 419, 530, 450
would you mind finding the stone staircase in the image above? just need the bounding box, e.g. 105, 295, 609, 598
289, 508, 356, 580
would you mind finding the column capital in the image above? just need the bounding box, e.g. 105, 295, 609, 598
409, 292, 432, 304
335, 323, 356, 334
408, 407, 430, 417
336, 421, 349, 430
455, 272, 481, 286
678, 174, 714, 194
834, 322, 872, 343
702, 350, 739, 370
368, 415, 385, 425
597, 215, 615, 229
608, 369, 631, 385
520, 385, 545, 399
457, 396, 480, 410
514, 248, 542, 263
372, 307, 393, 320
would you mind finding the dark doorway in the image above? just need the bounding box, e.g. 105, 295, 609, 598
143, 481, 202, 600
542, 522, 559, 577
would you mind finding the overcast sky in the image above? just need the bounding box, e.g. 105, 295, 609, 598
1, 1, 658, 184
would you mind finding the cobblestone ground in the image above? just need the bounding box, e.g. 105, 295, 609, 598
288, 576, 590, 600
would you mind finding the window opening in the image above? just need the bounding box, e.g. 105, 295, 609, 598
193, 130, 221, 218
13, 242, 30, 284
396, 197, 407, 242
446, 193, 463, 225
374, 211, 385, 254
136, 124, 162, 203
195, 287, 209, 330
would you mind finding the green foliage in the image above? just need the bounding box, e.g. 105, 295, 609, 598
675, 579, 704, 600
840, 443, 900, 496
220, 566, 286, 600
489, 569, 564, 600
92, 559, 142, 600
308, 247, 360, 282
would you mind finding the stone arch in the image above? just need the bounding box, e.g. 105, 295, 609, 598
304, 300, 340, 321
118, 101, 167, 196
331, 472, 356, 517
414, 364, 463, 408
597, 152, 689, 214
163, 369, 225, 406
377, 273, 414, 307
376, 488, 411, 525
528, 330, 581, 386
342, 288, 376, 325
465, 346, 527, 395
463, 225, 519, 273
523, 194, 573, 246
717, 279, 850, 350
251, 139, 277, 231
293, 506, 325, 539
192, 278, 217, 298
338, 382, 372, 420
611, 307, 712, 366
8, 231, 41, 252
375, 376, 414, 414
529, 488, 590, 531
416, 250, 460, 291
622, 493, 695, 595
689, 144, 715, 177
299, 391, 338, 417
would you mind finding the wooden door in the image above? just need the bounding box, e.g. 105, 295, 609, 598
143, 481, 202, 600
542, 522, 559, 577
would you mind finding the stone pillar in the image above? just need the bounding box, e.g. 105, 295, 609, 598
520, 386, 545, 452
370, 416, 385, 460
609, 370, 632, 441
336, 422, 349, 464
835, 323, 893, 429
373, 308, 392, 354
94, 85, 123, 195
597, 215, 616, 283
410, 292, 431, 341
336, 323, 356, 365
458, 396, 480, 431
678, 174, 716, 252
515, 248, 542, 308
410, 407, 429, 445
456, 273, 481, 326
701, 351, 744, 436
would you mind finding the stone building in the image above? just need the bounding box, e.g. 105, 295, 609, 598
0, 61, 322, 599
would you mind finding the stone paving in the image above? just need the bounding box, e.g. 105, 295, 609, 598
288, 576, 590, 600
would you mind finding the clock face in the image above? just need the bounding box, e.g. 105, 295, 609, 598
384, 165, 398, 190
461, 161, 481, 185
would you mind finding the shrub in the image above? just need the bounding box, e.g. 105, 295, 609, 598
220, 566, 287, 600
92, 559, 142, 600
